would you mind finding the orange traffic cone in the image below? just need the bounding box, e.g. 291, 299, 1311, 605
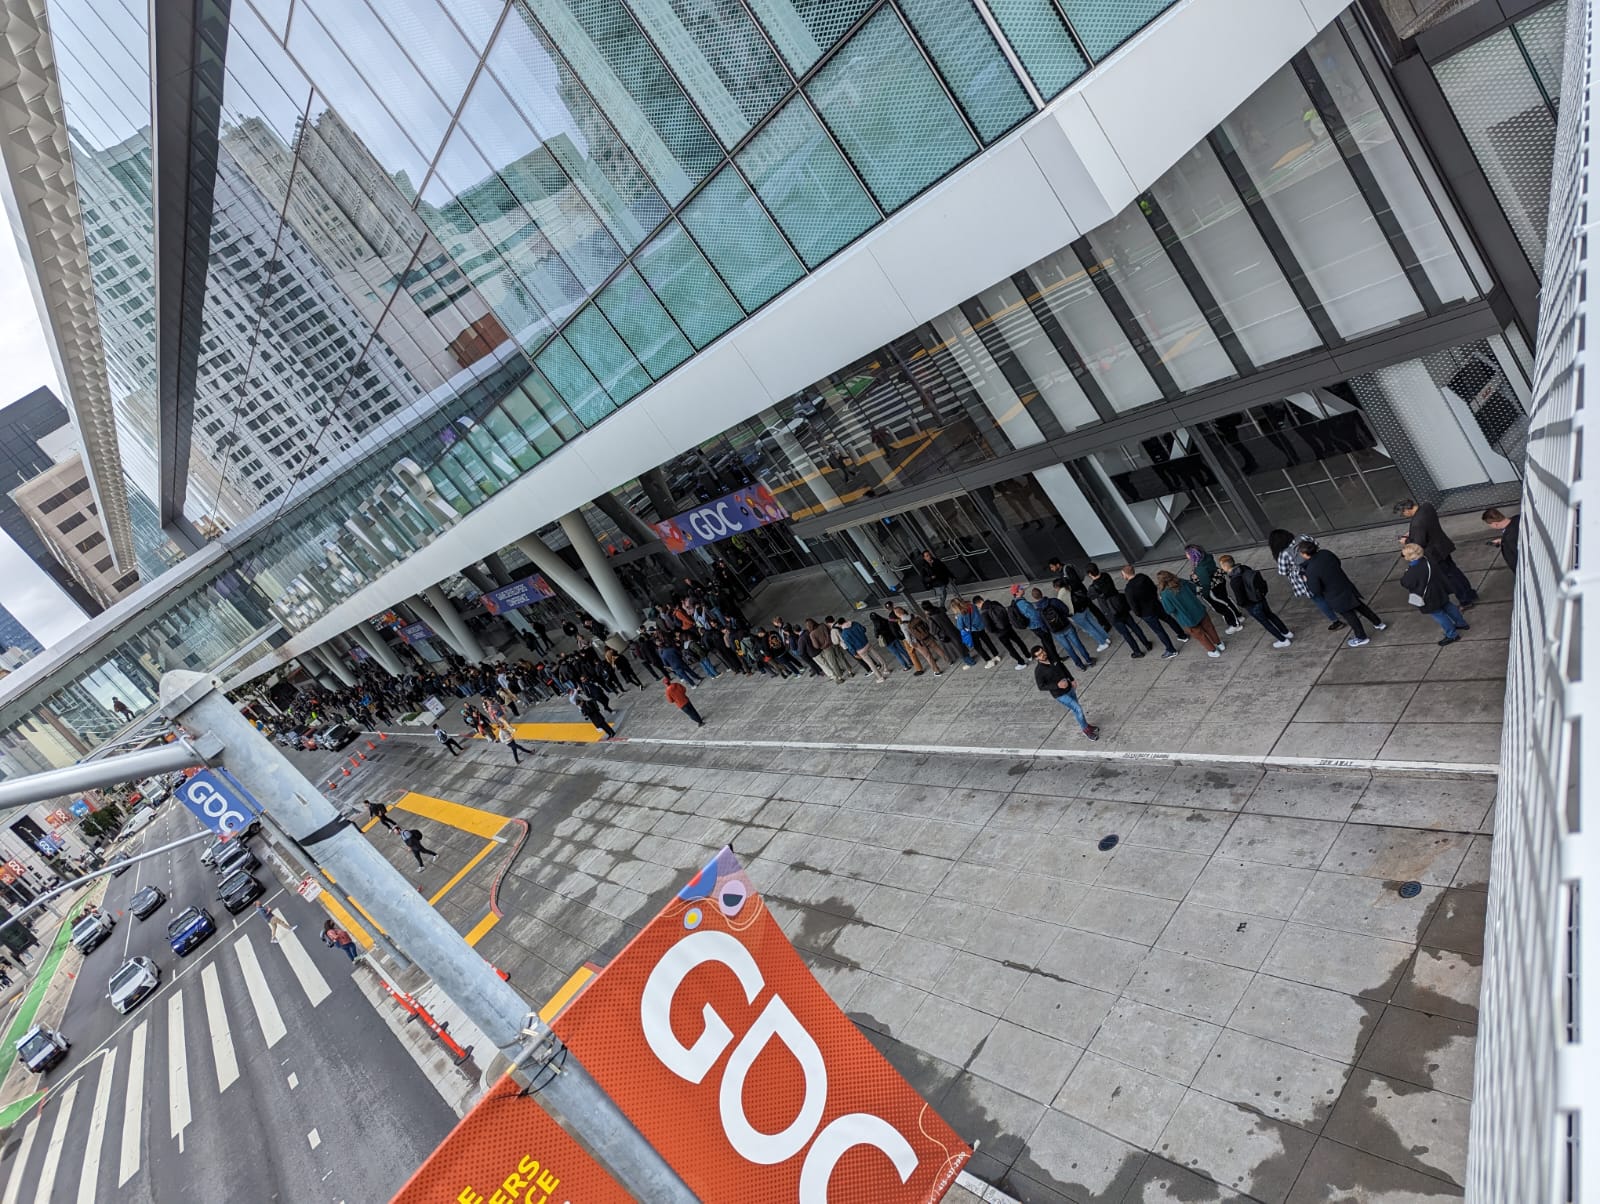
342, 765, 350, 777
366, 740, 377, 751
377, 731, 388, 741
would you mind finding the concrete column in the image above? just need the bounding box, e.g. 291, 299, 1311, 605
320, 644, 358, 688
462, 565, 498, 595
512, 533, 615, 627
560, 510, 640, 636
414, 587, 486, 663
594, 492, 664, 551
483, 553, 514, 588
300, 654, 337, 692
349, 625, 403, 677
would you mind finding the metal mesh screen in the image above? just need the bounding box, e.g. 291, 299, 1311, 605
1469, 0, 1594, 1199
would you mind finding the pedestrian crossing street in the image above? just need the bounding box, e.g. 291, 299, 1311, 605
0, 927, 332, 1202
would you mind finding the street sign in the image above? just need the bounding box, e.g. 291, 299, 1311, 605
70, 800, 91, 818
296, 876, 323, 901
174, 769, 261, 837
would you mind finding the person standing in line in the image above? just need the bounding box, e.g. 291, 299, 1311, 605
1400, 542, 1473, 645
1031, 646, 1100, 740
872, 608, 914, 670
664, 678, 705, 727
951, 598, 1001, 667
1185, 544, 1244, 634
1482, 507, 1521, 571
1086, 564, 1153, 659
899, 606, 948, 676
1053, 570, 1112, 652
833, 616, 890, 682
807, 618, 853, 682
397, 826, 439, 871
1157, 570, 1225, 657
1270, 529, 1344, 630
1398, 499, 1479, 606
1120, 566, 1186, 656
432, 723, 465, 756
1217, 554, 1294, 647
321, 920, 359, 963
658, 637, 702, 686
365, 799, 399, 831
920, 601, 972, 668
606, 647, 645, 691
577, 693, 617, 739
919, 549, 954, 608
1298, 539, 1388, 647
974, 595, 1030, 668
1030, 588, 1093, 669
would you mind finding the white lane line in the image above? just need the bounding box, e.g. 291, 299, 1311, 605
275, 928, 332, 1007
77, 1047, 118, 1204
167, 991, 191, 1141
234, 935, 286, 1048
307, 1129, 321, 1149
286, 1072, 298, 1089
1, 1112, 42, 1204
34, 1079, 79, 1202
200, 963, 239, 1094
118, 1021, 148, 1187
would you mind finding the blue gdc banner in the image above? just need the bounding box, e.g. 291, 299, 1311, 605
173, 769, 262, 837
480, 573, 554, 615
397, 621, 434, 645
651, 481, 788, 554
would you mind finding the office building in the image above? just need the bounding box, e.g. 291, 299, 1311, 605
0, 604, 38, 660
0, 387, 103, 615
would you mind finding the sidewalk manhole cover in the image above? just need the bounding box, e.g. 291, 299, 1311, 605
1398, 880, 1422, 899
1098, 835, 1120, 852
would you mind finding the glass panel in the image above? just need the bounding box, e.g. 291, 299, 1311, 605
978, 279, 1101, 431
1148, 144, 1320, 365
522, 373, 585, 439
447, 440, 506, 496
1058, 0, 1174, 60
563, 307, 653, 403
1433, 29, 1557, 276
1028, 250, 1162, 412
633, 221, 743, 347
481, 406, 542, 470
982, 0, 1087, 97
365, 0, 481, 116
536, 332, 621, 423
1086, 203, 1236, 389
502, 382, 567, 453
595, 266, 694, 378
736, 98, 879, 267
744, 0, 874, 74
1308, 29, 1477, 305
1224, 64, 1422, 336
680, 168, 804, 310
461, 421, 520, 483
621, 0, 791, 146
898, 0, 1034, 143
806, 9, 979, 211
1515, 1, 1568, 104
429, 458, 482, 512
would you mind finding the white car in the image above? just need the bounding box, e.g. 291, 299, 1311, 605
70, 910, 115, 954
15, 1025, 69, 1073
107, 956, 160, 1014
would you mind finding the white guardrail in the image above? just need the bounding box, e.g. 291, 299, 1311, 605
1470, 0, 1597, 1199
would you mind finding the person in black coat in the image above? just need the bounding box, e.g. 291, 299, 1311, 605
1298, 540, 1387, 647
1119, 564, 1186, 654
1400, 542, 1472, 645
1398, 499, 1478, 605
1217, 554, 1292, 645
1482, 508, 1520, 571
975, 595, 1031, 667
919, 550, 954, 606
1031, 646, 1099, 739
1086, 564, 1154, 658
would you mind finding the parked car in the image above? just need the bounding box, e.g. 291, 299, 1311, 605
167, 907, 216, 957
213, 843, 260, 877
107, 956, 159, 1014
129, 885, 166, 920
70, 910, 115, 954
218, 870, 262, 914
15, 1025, 69, 1073
321, 722, 361, 750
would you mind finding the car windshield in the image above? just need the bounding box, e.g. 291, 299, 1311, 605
166, 909, 201, 937
18, 1033, 51, 1060
72, 916, 100, 937
109, 963, 145, 993
133, 887, 156, 904
221, 871, 251, 893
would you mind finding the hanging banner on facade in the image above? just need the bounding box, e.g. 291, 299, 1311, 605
397, 621, 434, 645
0, 862, 22, 885
481, 574, 555, 615
390, 1074, 632, 1204
652, 482, 788, 554
550, 846, 971, 1204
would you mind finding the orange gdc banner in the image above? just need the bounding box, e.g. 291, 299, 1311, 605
551, 847, 971, 1204
391, 1075, 632, 1204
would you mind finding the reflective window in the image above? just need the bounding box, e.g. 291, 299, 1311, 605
594, 267, 695, 378
633, 221, 744, 347
736, 99, 879, 267
564, 308, 654, 404
744, 0, 874, 74
680, 168, 804, 310
982, 0, 1087, 97
1059, 0, 1174, 60
536, 331, 622, 423
1027, 250, 1163, 412
806, 9, 978, 211
898, 0, 1035, 143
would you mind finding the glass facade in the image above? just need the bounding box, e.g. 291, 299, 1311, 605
0, 2, 1541, 777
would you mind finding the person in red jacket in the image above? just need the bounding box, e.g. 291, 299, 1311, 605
664, 679, 704, 727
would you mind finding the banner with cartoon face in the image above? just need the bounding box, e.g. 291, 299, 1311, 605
651, 483, 788, 554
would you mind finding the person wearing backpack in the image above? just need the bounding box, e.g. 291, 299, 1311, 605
1029, 587, 1094, 669
975, 594, 1030, 668
1085, 564, 1154, 659
1218, 554, 1294, 647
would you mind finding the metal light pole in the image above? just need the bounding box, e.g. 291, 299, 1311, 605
158, 670, 693, 1203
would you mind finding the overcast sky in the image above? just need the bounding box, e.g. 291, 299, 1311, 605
0, 221, 88, 650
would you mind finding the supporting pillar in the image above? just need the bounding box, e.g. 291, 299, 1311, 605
320, 644, 358, 688
593, 492, 664, 552
300, 654, 337, 693
414, 587, 486, 663
462, 565, 498, 595
349, 625, 403, 677
483, 553, 514, 588
560, 510, 640, 637
512, 533, 615, 628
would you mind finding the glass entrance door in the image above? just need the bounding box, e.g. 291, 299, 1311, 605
833, 493, 1033, 595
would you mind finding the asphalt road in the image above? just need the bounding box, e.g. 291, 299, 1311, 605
0, 802, 456, 1202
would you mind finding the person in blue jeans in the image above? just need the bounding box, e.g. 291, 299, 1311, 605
1053, 573, 1111, 651
1400, 542, 1472, 645
1031, 646, 1099, 739
1030, 588, 1093, 668
658, 638, 702, 684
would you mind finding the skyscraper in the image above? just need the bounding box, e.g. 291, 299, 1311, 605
0, 601, 40, 658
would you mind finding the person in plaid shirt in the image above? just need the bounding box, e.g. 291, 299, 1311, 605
1269, 529, 1345, 631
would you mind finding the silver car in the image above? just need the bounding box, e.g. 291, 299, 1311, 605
107, 956, 160, 1014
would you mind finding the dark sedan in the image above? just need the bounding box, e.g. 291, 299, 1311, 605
108, 854, 132, 877
218, 870, 263, 915
167, 906, 216, 956
129, 885, 166, 920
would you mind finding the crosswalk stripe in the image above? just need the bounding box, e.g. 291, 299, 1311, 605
1, 1112, 42, 1204
34, 1079, 78, 1201
168, 990, 191, 1141
118, 1021, 147, 1187
276, 928, 332, 1006
78, 1048, 118, 1204
235, 934, 286, 1047
201, 962, 239, 1092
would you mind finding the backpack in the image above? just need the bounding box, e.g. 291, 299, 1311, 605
1041, 601, 1069, 633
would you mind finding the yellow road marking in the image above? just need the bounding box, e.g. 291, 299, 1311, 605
427, 839, 498, 907
392, 791, 508, 839
360, 816, 378, 833
538, 966, 596, 1024
509, 721, 603, 744
463, 913, 500, 947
